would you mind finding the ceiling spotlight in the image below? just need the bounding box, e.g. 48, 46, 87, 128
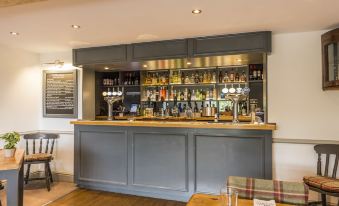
10, 32, 19, 36
187, 62, 192, 65
192, 9, 202, 14
104, 67, 109, 70
237, 59, 242, 62
71, 25, 81, 29
143, 64, 148, 68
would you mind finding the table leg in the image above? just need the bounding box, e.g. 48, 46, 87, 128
0, 162, 24, 206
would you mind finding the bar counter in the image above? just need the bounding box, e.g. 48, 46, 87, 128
72, 120, 275, 201
71, 120, 276, 130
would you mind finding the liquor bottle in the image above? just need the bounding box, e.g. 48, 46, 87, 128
212, 71, 216, 83
230, 69, 235, 82
185, 74, 190, 84
187, 89, 192, 101
135, 74, 139, 85
199, 72, 203, 83
207, 71, 212, 83
181, 72, 185, 84
124, 74, 128, 85
180, 90, 185, 101
178, 103, 183, 113
202, 89, 206, 100
190, 73, 195, 84
219, 71, 223, 83
191, 89, 196, 101
240, 70, 246, 82
184, 88, 188, 100
235, 72, 240, 82
212, 87, 217, 100
203, 72, 207, 83
224, 71, 229, 83
195, 72, 199, 84
194, 102, 199, 113
248, 65, 252, 80
257, 69, 261, 80
195, 89, 200, 100
173, 89, 177, 101
152, 73, 157, 85
155, 88, 159, 101
183, 104, 187, 113
253, 69, 257, 80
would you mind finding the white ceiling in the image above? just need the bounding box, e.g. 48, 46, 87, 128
0, 0, 338, 53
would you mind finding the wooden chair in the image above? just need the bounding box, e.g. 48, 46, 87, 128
24, 133, 59, 191
303, 144, 339, 206
227, 176, 309, 205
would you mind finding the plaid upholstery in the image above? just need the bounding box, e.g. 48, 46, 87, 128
227, 176, 309, 205
303, 176, 339, 193
24, 153, 52, 162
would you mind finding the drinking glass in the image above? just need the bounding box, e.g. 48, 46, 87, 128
220, 187, 238, 206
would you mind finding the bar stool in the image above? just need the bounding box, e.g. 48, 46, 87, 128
24, 133, 59, 191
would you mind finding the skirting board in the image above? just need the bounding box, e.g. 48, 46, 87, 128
29, 171, 74, 183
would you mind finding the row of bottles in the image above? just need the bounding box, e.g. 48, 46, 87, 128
143, 87, 219, 102
103, 77, 119, 86
172, 88, 217, 101
218, 69, 247, 83
171, 70, 217, 84
144, 72, 169, 85
123, 72, 139, 85
249, 65, 263, 80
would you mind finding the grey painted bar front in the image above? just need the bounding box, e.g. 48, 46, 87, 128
74, 124, 272, 201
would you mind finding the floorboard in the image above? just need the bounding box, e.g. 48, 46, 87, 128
48, 189, 187, 206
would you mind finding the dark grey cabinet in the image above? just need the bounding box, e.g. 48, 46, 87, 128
74, 125, 272, 201
73, 45, 127, 65
72, 31, 272, 66
192, 31, 272, 56
131, 39, 188, 61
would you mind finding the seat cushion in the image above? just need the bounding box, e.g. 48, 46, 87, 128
24, 153, 53, 162
227, 176, 309, 205
303, 176, 339, 193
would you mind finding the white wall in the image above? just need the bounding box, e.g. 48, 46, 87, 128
0, 44, 40, 134
268, 31, 339, 140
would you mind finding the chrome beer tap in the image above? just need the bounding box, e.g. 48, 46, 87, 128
102, 87, 124, 121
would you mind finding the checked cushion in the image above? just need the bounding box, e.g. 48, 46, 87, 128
227, 176, 309, 205
303, 176, 339, 193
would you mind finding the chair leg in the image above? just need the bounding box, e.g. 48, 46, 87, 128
321, 194, 326, 206
47, 163, 53, 183
44, 163, 50, 192
25, 164, 31, 184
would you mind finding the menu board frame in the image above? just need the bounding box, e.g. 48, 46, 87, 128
43, 70, 78, 118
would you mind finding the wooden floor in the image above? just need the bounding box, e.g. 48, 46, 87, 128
48, 189, 187, 206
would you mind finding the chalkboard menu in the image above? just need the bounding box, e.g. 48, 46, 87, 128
43, 70, 78, 118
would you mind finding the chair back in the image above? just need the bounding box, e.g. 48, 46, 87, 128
314, 144, 339, 178
24, 133, 59, 155
227, 176, 309, 205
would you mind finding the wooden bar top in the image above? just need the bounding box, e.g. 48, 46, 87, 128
187, 194, 293, 206
71, 120, 276, 130
0, 149, 24, 171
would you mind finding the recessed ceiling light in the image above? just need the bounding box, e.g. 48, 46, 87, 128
187, 62, 192, 65
143, 64, 148, 68
192, 9, 202, 14
104, 67, 109, 70
10, 32, 19, 36
237, 59, 242, 62
71, 25, 81, 29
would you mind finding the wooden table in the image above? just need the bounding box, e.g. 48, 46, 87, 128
0, 149, 24, 206
187, 194, 294, 206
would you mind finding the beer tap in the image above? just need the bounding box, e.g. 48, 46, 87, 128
102, 87, 124, 121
